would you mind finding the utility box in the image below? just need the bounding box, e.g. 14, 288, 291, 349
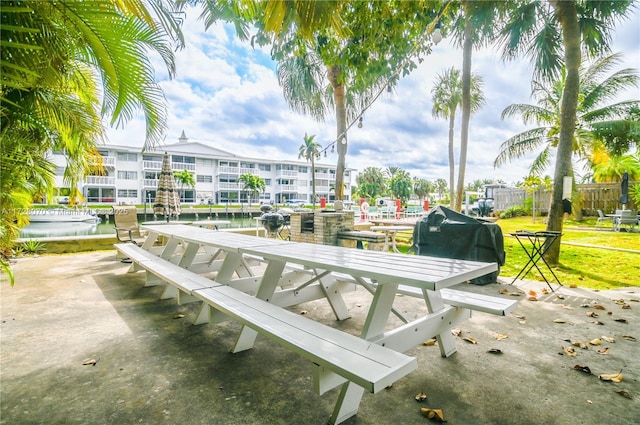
411, 206, 505, 285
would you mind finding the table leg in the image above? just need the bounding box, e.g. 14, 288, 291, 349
382, 231, 390, 252
390, 231, 400, 253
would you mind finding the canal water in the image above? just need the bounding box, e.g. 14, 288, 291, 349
19, 216, 260, 239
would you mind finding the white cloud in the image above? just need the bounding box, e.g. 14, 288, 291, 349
105, 5, 640, 187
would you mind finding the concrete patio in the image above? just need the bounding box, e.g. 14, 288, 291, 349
1, 251, 638, 424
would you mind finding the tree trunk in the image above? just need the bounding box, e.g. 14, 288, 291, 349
448, 113, 456, 209
546, 0, 581, 265
328, 65, 347, 201
311, 155, 316, 209
455, 10, 474, 212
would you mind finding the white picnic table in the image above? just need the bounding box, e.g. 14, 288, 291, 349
190, 219, 231, 230
369, 225, 414, 252
134, 224, 501, 424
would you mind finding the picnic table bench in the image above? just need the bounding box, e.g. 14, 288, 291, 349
116, 224, 516, 424
113, 242, 417, 410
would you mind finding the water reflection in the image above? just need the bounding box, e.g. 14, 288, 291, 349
19, 217, 258, 238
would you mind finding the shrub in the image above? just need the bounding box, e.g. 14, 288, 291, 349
21, 240, 46, 254
500, 206, 528, 219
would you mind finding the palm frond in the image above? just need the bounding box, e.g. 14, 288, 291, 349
494, 127, 549, 167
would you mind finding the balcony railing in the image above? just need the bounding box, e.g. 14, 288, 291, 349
218, 182, 240, 190
172, 162, 195, 172
276, 169, 298, 177
85, 176, 116, 186
143, 160, 162, 170
92, 156, 116, 168
277, 184, 297, 191
144, 179, 158, 188
219, 166, 239, 174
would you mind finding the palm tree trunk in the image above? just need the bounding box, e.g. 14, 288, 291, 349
546, 0, 581, 265
328, 65, 347, 202
448, 113, 456, 209
455, 9, 474, 212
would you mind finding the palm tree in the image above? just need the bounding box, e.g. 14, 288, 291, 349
238, 173, 266, 206
173, 170, 195, 203
413, 178, 433, 203
355, 167, 386, 202
432, 67, 485, 209
495, 53, 639, 177
298, 133, 321, 209
498, 0, 635, 263
388, 170, 413, 205
0, 0, 181, 261
592, 154, 640, 183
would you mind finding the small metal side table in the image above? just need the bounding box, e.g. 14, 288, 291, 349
510, 230, 563, 291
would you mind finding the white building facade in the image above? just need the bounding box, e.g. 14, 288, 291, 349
51, 133, 353, 206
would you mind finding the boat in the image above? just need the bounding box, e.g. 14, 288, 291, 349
20, 221, 100, 238
29, 207, 101, 223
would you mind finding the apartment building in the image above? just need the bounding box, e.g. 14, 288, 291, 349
51, 132, 353, 206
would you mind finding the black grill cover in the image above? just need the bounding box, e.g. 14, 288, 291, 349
411, 206, 505, 285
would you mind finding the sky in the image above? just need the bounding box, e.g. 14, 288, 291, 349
105, 4, 640, 188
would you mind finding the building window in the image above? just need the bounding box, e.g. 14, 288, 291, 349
118, 189, 138, 198
143, 154, 162, 161
172, 155, 195, 164
258, 164, 271, 171
117, 152, 138, 161
299, 166, 308, 173
117, 171, 138, 180
197, 158, 213, 167
264, 179, 271, 186
197, 175, 213, 183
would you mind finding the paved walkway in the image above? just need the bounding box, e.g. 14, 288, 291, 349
1, 251, 639, 424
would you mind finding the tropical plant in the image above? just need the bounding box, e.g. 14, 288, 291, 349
355, 167, 386, 202
298, 133, 321, 208
497, 0, 636, 264
189, 1, 447, 204
431, 67, 485, 209
388, 171, 413, 204
434, 178, 448, 204
0, 0, 182, 259
413, 178, 433, 202
20, 240, 46, 255
173, 169, 196, 202
238, 173, 266, 206
592, 154, 640, 182
495, 53, 639, 177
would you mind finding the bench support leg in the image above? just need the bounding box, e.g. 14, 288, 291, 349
424, 289, 458, 358
329, 382, 365, 425
319, 272, 351, 321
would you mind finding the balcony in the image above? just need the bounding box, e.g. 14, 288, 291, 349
92, 156, 116, 168
218, 182, 240, 190
276, 169, 298, 177
143, 160, 162, 170
85, 176, 116, 186
144, 179, 158, 188
219, 166, 239, 174
277, 184, 297, 191
172, 162, 195, 172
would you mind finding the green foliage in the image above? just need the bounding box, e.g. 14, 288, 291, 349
1, 257, 14, 286
20, 239, 46, 255
499, 206, 528, 219
238, 173, 266, 206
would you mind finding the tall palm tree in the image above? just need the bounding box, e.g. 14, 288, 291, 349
495, 53, 639, 181
498, 0, 635, 263
431, 67, 485, 209
173, 169, 196, 202
238, 173, 266, 206
413, 177, 434, 203
298, 133, 321, 209
355, 167, 386, 202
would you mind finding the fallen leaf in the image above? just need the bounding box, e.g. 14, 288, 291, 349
462, 336, 477, 344
587, 400, 593, 404
508, 291, 522, 297
593, 305, 606, 310
561, 304, 574, 310
420, 408, 446, 422
173, 313, 185, 319
601, 336, 616, 343
613, 299, 625, 304
589, 338, 602, 346
494, 333, 508, 340
572, 364, 592, 374
415, 391, 428, 402
519, 320, 527, 325
599, 371, 623, 383
614, 318, 628, 324
541, 288, 550, 294
615, 389, 633, 399
607, 311, 613, 315
300, 310, 308, 315
622, 335, 636, 341
487, 348, 503, 354
529, 289, 537, 297
597, 347, 610, 355
572, 341, 588, 349
82, 358, 98, 366
423, 339, 437, 346
528, 296, 538, 301
451, 328, 462, 336
556, 294, 565, 300
512, 314, 526, 320
621, 304, 631, 309
588, 320, 605, 325
587, 311, 598, 317
562, 346, 577, 357
553, 319, 566, 323
499, 288, 509, 294
569, 283, 578, 288
580, 304, 590, 308
629, 298, 639, 302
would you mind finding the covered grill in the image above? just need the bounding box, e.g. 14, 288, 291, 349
411, 206, 505, 285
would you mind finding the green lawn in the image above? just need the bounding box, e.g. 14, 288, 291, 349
398, 216, 639, 291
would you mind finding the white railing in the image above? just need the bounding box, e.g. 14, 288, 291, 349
143, 179, 158, 187
277, 184, 297, 191
218, 182, 240, 190
315, 172, 331, 180
143, 160, 162, 170
93, 156, 116, 167
85, 176, 115, 185
239, 167, 258, 175
172, 162, 196, 172
276, 169, 298, 177
219, 166, 239, 174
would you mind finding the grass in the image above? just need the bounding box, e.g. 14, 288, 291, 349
397, 216, 639, 291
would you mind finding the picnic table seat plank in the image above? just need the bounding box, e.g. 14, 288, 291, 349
193, 285, 417, 394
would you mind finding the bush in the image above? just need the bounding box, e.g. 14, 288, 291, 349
20, 240, 46, 254
499, 206, 528, 219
